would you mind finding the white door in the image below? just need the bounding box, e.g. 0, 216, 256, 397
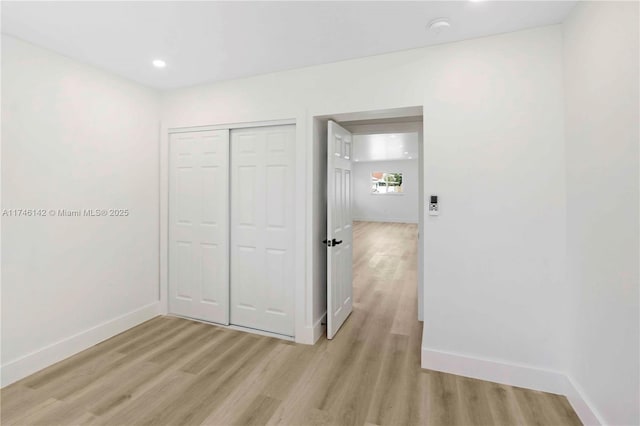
327, 121, 353, 339
169, 130, 230, 324
230, 125, 296, 336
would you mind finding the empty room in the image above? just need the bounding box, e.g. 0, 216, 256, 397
1, 1, 638, 426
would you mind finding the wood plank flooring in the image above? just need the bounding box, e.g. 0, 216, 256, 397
1, 221, 582, 426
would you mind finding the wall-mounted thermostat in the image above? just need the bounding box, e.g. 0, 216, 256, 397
429, 195, 439, 216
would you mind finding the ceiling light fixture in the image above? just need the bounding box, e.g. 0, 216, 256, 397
152, 59, 167, 68
428, 18, 451, 35
404, 151, 409, 154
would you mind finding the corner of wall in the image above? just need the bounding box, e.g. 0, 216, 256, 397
0, 302, 160, 388
563, 375, 605, 426
420, 336, 604, 425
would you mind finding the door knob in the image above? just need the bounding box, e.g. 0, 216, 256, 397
332, 239, 343, 246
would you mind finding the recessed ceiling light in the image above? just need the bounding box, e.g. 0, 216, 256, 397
408, 156, 413, 159
354, 159, 359, 162
404, 151, 409, 154
152, 59, 167, 68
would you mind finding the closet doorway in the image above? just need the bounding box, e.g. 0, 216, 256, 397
168, 123, 296, 338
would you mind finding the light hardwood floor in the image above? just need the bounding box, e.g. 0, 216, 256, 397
1, 221, 582, 426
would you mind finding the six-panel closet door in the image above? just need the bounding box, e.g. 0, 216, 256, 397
169, 130, 230, 324
230, 125, 296, 337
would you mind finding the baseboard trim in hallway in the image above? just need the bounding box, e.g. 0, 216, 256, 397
0, 302, 160, 387
352, 217, 418, 224
421, 343, 602, 425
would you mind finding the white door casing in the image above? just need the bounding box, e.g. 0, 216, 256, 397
230, 125, 296, 336
327, 121, 354, 339
169, 129, 230, 324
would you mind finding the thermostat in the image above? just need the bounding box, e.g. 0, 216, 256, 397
429, 195, 439, 216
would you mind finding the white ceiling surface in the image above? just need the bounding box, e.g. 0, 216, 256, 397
1, 1, 576, 90
354, 133, 419, 162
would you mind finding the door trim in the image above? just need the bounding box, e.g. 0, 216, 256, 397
168, 119, 296, 134
310, 106, 425, 339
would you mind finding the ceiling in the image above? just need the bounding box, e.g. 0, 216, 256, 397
1, 1, 576, 90
353, 133, 419, 162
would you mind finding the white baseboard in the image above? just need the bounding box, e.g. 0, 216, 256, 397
312, 312, 327, 344
421, 345, 602, 425
0, 301, 160, 387
564, 375, 605, 425
421, 347, 570, 394
353, 217, 418, 224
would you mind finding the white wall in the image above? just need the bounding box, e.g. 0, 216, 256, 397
160, 23, 570, 396
420, 24, 569, 390
1, 36, 160, 385
563, 2, 639, 425
353, 160, 418, 223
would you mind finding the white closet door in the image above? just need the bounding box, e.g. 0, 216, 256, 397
169, 130, 229, 324
230, 125, 295, 336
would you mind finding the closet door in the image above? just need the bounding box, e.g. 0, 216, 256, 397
169, 130, 229, 324
230, 125, 295, 336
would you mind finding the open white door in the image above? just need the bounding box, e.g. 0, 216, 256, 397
169, 129, 230, 325
326, 121, 353, 339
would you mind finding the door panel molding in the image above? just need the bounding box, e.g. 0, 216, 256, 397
230, 124, 296, 337
327, 121, 354, 339
169, 129, 230, 324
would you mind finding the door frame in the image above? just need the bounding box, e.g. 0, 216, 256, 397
162, 118, 300, 341
311, 106, 425, 340
339, 118, 424, 321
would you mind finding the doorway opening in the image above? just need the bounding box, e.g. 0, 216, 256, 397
313, 107, 424, 341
